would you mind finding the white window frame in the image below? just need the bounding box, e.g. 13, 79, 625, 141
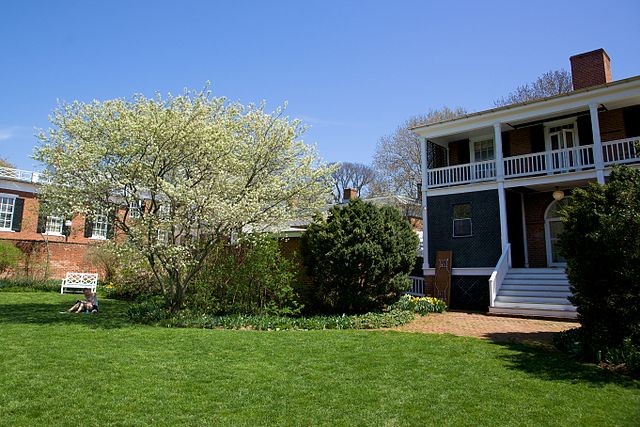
469, 136, 495, 163
44, 215, 64, 236
452, 203, 472, 238
129, 200, 143, 219
0, 193, 17, 232
91, 211, 109, 240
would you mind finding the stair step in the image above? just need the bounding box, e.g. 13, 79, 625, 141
510, 268, 566, 274
495, 295, 571, 304
503, 278, 568, 285
501, 284, 570, 292
489, 306, 578, 319
499, 289, 572, 297
493, 301, 576, 311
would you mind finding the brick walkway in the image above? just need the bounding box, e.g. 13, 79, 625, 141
394, 311, 578, 346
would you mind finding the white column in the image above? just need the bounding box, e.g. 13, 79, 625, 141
494, 123, 505, 180
590, 103, 605, 184
494, 123, 509, 252
421, 138, 429, 271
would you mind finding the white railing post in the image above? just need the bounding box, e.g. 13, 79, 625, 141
421, 139, 430, 271
590, 103, 605, 184
489, 244, 511, 307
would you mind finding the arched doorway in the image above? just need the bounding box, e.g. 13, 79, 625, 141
544, 198, 569, 267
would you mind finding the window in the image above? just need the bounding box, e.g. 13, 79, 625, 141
91, 211, 109, 239
45, 216, 64, 235
129, 200, 143, 219
473, 139, 495, 162
157, 229, 170, 244
453, 203, 472, 237
544, 198, 570, 266
0, 195, 16, 230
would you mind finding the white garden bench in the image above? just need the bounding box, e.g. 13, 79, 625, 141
60, 272, 98, 294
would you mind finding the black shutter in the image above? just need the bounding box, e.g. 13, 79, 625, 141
577, 115, 593, 146
62, 217, 72, 236
36, 212, 46, 233
84, 216, 94, 238
11, 198, 24, 232
106, 210, 116, 239
530, 125, 546, 153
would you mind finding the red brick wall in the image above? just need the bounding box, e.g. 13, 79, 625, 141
2, 239, 102, 279
0, 189, 109, 279
570, 49, 612, 90
506, 128, 532, 156
0, 190, 96, 244
523, 192, 554, 268
599, 109, 626, 142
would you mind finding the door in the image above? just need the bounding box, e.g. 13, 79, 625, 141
547, 123, 579, 172
544, 199, 569, 267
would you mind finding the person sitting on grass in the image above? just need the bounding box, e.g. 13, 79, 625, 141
66, 288, 98, 313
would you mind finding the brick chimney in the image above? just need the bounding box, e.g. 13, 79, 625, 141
342, 188, 358, 202
569, 48, 612, 90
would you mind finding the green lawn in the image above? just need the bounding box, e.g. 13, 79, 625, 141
1, 292, 638, 426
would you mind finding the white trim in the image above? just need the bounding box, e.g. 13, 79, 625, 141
421, 138, 429, 269
590, 103, 605, 184
412, 77, 640, 139
424, 267, 494, 276
0, 193, 18, 199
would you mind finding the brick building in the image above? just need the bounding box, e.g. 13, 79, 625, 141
413, 49, 640, 317
0, 169, 111, 278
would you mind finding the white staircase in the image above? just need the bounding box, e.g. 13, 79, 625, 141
489, 268, 577, 319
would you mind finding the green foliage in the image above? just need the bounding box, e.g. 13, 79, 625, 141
554, 328, 640, 378
392, 294, 447, 315
99, 244, 162, 301
301, 199, 419, 314
560, 166, 640, 356
34, 88, 333, 312
185, 237, 301, 316
0, 277, 60, 292
0, 241, 23, 274
128, 304, 414, 330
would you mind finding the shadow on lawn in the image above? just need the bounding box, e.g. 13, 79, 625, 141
487, 332, 640, 388
0, 299, 131, 329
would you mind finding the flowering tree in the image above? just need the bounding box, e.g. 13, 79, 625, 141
34, 89, 332, 311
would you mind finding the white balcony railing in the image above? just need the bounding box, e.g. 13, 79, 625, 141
426, 137, 640, 188
427, 159, 496, 187
603, 137, 640, 165
0, 167, 49, 184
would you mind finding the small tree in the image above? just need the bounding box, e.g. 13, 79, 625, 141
34, 88, 332, 311
372, 107, 466, 198
494, 69, 572, 107
301, 199, 419, 314
560, 166, 640, 353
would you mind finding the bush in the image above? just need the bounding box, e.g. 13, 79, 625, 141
0, 277, 60, 292
560, 166, 640, 355
128, 304, 415, 330
0, 241, 23, 274
301, 199, 419, 314
99, 245, 161, 301
392, 294, 447, 315
554, 328, 640, 377
185, 236, 301, 316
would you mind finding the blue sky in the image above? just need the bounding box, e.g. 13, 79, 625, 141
1, 0, 639, 170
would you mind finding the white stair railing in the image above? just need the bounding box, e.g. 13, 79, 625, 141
489, 244, 511, 307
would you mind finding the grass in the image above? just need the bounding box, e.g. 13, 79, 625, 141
1, 292, 639, 426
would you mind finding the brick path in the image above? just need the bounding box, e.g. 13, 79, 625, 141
394, 311, 578, 346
